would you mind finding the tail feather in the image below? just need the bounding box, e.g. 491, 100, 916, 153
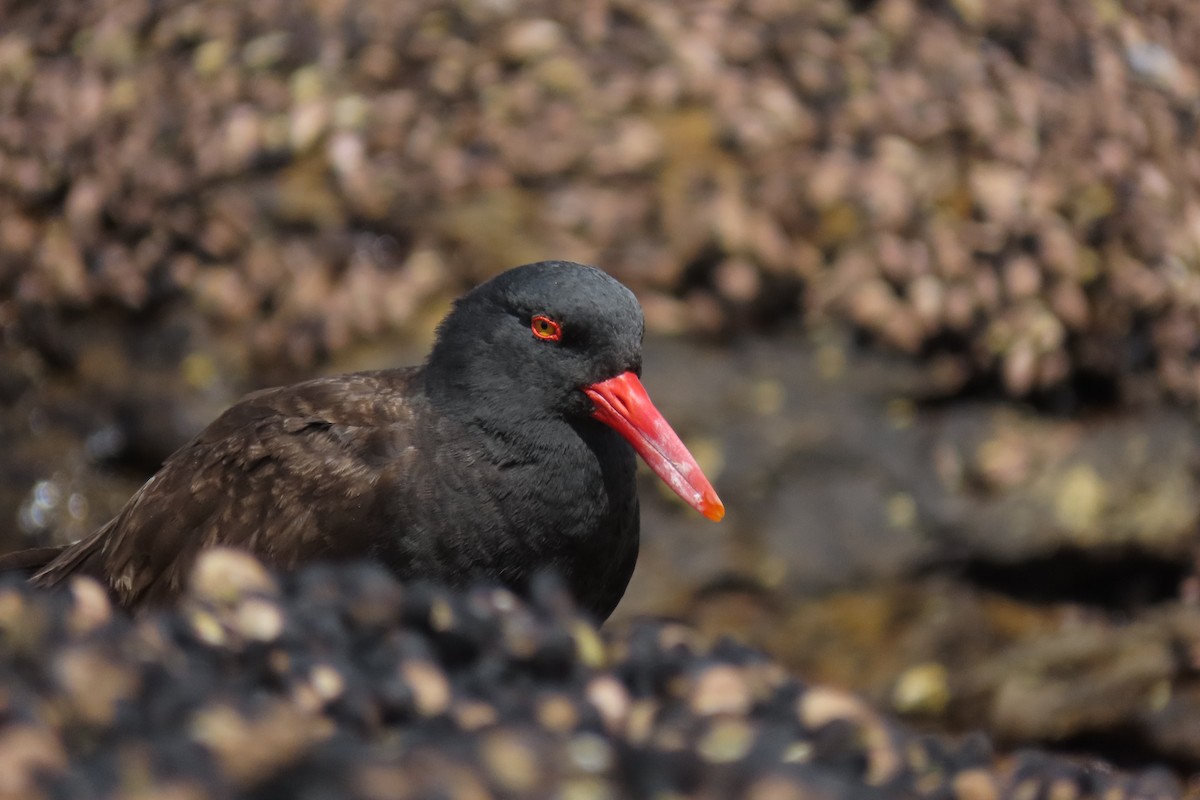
0, 517, 115, 587
29, 520, 115, 590
0, 545, 70, 576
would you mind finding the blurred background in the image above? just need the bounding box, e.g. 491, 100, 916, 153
2, 0, 1200, 774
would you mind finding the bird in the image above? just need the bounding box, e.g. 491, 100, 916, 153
1, 261, 723, 620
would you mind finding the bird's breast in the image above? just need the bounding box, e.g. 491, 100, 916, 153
375, 418, 639, 615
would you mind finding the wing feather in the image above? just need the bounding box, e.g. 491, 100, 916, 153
32, 369, 420, 607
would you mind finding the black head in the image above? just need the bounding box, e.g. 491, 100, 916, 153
423, 261, 645, 420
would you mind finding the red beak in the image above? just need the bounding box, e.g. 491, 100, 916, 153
584, 371, 725, 522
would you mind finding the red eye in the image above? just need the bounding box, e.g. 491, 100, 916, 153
531, 315, 562, 342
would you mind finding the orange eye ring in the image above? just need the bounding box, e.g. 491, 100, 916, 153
531, 314, 562, 342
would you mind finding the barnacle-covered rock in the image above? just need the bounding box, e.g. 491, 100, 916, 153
0, 559, 1177, 798
1, 0, 1198, 403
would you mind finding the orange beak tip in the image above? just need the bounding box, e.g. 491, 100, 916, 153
704, 501, 726, 522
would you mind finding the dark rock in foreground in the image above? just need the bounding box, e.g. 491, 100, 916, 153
0, 550, 1179, 799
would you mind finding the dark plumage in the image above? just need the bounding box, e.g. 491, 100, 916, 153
4, 262, 722, 620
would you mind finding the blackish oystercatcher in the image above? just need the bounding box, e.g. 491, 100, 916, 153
2, 262, 722, 619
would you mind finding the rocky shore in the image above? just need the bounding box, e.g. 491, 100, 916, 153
0, 550, 1182, 799
2, 0, 1199, 791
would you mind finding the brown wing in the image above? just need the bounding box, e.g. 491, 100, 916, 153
32, 368, 423, 607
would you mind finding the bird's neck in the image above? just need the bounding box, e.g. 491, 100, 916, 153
416, 363, 635, 512
420, 361, 557, 432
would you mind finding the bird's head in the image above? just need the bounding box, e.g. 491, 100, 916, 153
426, 261, 724, 522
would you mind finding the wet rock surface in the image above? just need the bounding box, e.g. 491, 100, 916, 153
627, 335, 1200, 605
0, 550, 1182, 799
